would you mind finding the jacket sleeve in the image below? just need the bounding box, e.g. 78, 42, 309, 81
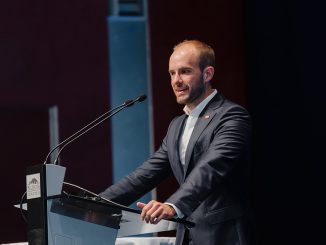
99, 134, 172, 206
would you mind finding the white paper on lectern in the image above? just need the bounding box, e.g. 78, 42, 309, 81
45, 165, 66, 197
118, 210, 177, 237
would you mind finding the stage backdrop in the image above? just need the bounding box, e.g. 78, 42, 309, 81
0, 0, 247, 243
0, 0, 110, 243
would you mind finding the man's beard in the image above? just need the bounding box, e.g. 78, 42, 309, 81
176, 77, 205, 106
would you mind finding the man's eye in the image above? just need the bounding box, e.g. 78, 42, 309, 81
181, 69, 191, 74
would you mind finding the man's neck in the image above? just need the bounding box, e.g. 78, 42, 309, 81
184, 89, 217, 115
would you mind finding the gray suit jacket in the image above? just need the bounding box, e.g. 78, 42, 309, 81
100, 93, 253, 245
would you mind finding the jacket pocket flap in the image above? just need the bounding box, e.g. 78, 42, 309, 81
206, 205, 244, 224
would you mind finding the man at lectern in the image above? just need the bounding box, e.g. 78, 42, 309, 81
100, 40, 254, 245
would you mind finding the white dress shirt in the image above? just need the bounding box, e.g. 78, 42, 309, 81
167, 89, 218, 218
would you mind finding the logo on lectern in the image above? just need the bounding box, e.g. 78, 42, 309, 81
26, 173, 41, 199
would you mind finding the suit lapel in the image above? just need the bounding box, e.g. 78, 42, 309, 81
171, 115, 188, 179
183, 93, 225, 177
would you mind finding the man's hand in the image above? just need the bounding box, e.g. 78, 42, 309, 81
137, 200, 176, 224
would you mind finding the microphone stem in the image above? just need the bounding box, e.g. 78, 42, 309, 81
43, 103, 127, 164
53, 100, 136, 165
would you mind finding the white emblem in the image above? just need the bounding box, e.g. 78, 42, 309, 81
26, 173, 41, 199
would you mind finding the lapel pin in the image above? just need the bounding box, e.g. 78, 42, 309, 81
204, 115, 210, 119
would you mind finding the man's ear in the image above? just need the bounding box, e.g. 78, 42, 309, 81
203, 66, 215, 82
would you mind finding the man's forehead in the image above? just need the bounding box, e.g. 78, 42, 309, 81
169, 52, 199, 70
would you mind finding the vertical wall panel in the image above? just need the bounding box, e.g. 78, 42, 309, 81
108, 16, 152, 206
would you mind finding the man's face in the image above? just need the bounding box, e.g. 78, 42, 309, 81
168, 44, 206, 110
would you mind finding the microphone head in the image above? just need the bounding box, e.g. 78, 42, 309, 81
137, 94, 147, 102
125, 94, 147, 107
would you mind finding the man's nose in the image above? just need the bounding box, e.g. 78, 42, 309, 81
172, 74, 182, 85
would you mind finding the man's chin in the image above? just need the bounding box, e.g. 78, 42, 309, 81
176, 96, 188, 105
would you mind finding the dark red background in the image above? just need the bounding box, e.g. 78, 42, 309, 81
1, 0, 324, 244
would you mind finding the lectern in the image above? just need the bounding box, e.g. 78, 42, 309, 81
25, 164, 184, 245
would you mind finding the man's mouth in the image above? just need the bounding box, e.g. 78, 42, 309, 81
175, 88, 188, 96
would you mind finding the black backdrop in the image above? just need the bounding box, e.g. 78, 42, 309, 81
246, 0, 325, 244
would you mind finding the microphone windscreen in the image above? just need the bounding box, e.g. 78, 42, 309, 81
137, 94, 147, 102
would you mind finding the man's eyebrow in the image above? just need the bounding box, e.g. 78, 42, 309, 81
177, 66, 192, 71
169, 66, 192, 73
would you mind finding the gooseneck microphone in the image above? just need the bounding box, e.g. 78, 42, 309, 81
43, 94, 147, 165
